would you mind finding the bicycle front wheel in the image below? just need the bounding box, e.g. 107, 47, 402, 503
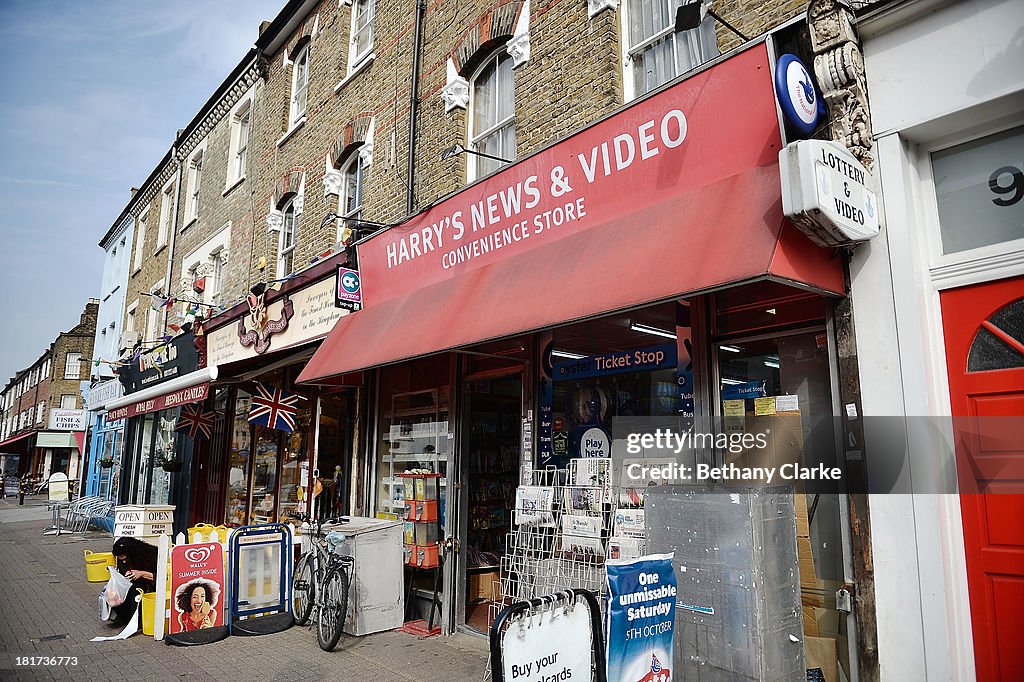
317, 566, 349, 651
292, 553, 314, 626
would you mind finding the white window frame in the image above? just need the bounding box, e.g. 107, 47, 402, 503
61, 395, 76, 410
64, 353, 81, 380
180, 222, 231, 307
27, 406, 34, 425
226, 96, 253, 187
185, 144, 206, 224
468, 47, 516, 181
290, 44, 310, 128
209, 248, 225, 306
125, 300, 138, 333
133, 207, 149, 271
37, 401, 45, 424
620, 0, 719, 102
337, 152, 365, 241
277, 199, 299, 278
348, 0, 375, 73
158, 181, 174, 248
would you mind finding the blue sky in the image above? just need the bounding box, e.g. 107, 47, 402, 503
0, 0, 283, 385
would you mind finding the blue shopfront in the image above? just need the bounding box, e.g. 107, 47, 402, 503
84, 378, 126, 501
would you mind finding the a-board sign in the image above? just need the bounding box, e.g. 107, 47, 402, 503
501, 598, 594, 682
169, 543, 226, 634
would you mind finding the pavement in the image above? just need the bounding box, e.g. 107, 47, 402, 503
0, 496, 490, 681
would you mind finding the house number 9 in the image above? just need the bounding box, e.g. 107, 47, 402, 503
989, 165, 1024, 207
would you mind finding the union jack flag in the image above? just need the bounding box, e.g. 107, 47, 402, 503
248, 382, 299, 432
174, 403, 215, 440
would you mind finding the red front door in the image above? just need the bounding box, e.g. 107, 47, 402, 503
940, 276, 1024, 681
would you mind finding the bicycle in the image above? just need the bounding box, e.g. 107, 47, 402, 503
292, 513, 354, 651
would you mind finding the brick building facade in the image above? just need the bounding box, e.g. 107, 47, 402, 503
0, 299, 97, 479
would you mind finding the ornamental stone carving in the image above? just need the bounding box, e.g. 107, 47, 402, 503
359, 139, 374, 167
587, 0, 618, 18
442, 58, 470, 113
266, 209, 284, 233
808, 0, 873, 169
323, 167, 344, 197
507, 32, 530, 68
292, 193, 304, 216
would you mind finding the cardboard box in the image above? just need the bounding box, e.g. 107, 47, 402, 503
795, 493, 810, 538
802, 606, 819, 637
804, 635, 839, 682
468, 569, 499, 602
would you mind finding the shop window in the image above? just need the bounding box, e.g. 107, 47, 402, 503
623, 0, 718, 101
932, 124, 1024, 255
276, 403, 313, 525
315, 393, 351, 520
133, 413, 155, 503
469, 47, 516, 180
375, 356, 452, 519
224, 390, 252, 526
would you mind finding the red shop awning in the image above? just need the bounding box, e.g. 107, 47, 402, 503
298, 165, 843, 385
0, 430, 35, 453
104, 366, 217, 421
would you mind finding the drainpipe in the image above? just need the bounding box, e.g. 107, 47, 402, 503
406, 0, 426, 215
160, 148, 184, 334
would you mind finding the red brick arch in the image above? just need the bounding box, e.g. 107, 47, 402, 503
329, 114, 374, 168
273, 170, 305, 208
451, 0, 523, 78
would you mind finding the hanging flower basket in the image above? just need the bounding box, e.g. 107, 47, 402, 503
160, 458, 183, 473
98, 458, 115, 469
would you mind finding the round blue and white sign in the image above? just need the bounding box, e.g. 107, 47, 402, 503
775, 54, 820, 136
340, 271, 360, 295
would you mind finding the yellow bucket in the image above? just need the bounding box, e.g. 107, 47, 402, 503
84, 550, 115, 582
188, 523, 230, 543
140, 591, 169, 637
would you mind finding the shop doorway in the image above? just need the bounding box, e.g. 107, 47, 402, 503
940, 276, 1024, 681
457, 371, 522, 633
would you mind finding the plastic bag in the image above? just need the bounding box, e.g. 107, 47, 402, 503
102, 566, 132, 608
98, 592, 112, 621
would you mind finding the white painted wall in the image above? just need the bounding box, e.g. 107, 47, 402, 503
92, 218, 134, 380
855, 0, 1024, 679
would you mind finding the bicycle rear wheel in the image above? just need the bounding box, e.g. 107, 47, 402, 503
292, 553, 314, 626
317, 565, 349, 651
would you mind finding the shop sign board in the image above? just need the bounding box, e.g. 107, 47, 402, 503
36, 431, 78, 448
606, 553, 677, 682
553, 344, 676, 382
48, 408, 86, 431
169, 542, 226, 634
106, 383, 209, 421
359, 45, 783, 304
119, 332, 200, 394
87, 378, 124, 411
335, 266, 363, 310
207, 276, 348, 367
780, 139, 880, 246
